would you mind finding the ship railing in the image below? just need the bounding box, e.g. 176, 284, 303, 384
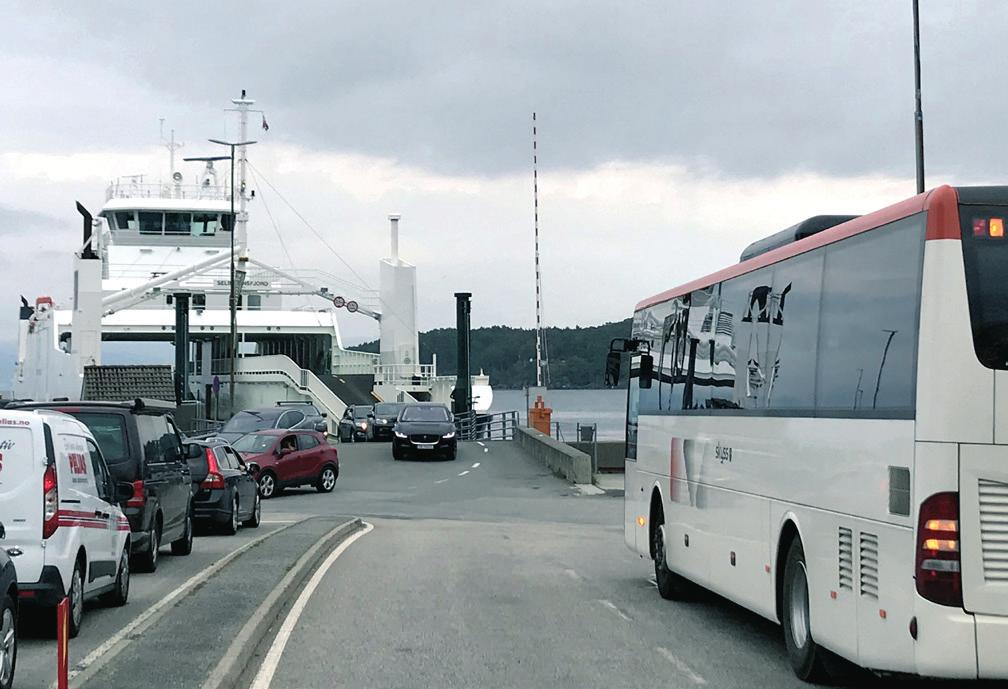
373, 364, 436, 386
455, 410, 518, 441
106, 181, 231, 202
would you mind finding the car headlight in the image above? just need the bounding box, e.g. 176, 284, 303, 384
394, 431, 407, 439
442, 431, 456, 439
378, 418, 388, 424
358, 422, 367, 430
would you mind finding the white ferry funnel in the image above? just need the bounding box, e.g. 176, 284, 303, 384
388, 214, 400, 262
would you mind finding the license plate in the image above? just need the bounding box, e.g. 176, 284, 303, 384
417, 443, 435, 450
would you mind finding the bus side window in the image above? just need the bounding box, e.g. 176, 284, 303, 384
626, 371, 639, 460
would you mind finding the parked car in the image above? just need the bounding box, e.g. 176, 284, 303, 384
215, 402, 328, 444
233, 430, 339, 498
0, 525, 17, 689
392, 404, 457, 460
12, 399, 198, 572
186, 439, 261, 534
337, 404, 373, 442
368, 402, 403, 441
0, 409, 132, 638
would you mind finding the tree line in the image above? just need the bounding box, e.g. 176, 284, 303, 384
351, 318, 632, 389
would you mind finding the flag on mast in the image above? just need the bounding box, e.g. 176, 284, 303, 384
261, 115, 269, 132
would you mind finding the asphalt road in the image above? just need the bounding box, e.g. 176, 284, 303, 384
16, 438, 986, 688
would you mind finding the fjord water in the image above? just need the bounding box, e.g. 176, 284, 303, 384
490, 388, 627, 440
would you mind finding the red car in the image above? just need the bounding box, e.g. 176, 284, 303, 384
232, 429, 339, 499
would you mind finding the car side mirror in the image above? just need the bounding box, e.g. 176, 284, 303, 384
604, 350, 622, 387
314, 421, 328, 433
0, 522, 5, 540
639, 353, 654, 390
186, 443, 204, 459
320, 412, 328, 418
115, 481, 135, 503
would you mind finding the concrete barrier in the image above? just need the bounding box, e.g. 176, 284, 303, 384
568, 440, 626, 472
516, 426, 593, 484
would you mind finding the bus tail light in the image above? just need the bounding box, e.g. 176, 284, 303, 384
915, 492, 962, 607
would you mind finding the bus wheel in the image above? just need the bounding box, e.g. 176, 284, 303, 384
782, 539, 832, 682
653, 523, 688, 600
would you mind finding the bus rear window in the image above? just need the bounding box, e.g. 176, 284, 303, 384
961, 206, 1008, 369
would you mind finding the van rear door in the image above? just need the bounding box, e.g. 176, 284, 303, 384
0, 419, 44, 583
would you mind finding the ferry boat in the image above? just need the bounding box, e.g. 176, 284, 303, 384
12, 92, 491, 419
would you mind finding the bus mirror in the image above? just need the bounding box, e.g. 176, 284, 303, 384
639, 354, 654, 389
604, 351, 622, 387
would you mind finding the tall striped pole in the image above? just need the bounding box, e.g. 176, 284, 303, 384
532, 112, 544, 387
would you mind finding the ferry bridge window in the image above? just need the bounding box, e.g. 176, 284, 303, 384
164, 212, 191, 235
191, 213, 219, 236
139, 211, 163, 235
247, 294, 262, 310
114, 211, 136, 231
815, 215, 924, 416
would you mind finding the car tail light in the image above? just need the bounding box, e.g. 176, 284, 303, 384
42, 463, 58, 539
201, 448, 225, 490
915, 492, 962, 607
126, 479, 146, 508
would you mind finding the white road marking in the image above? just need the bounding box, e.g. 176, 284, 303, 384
260, 519, 300, 524
250, 522, 374, 689
563, 568, 582, 581
435, 478, 450, 484
476, 441, 486, 447
458, 470, 470, 476
656, 647, 707, 685
575, 484, 605, 496
55, 522, 306, 689
483, 447, 489, 453
471, 462, 480, 468
598, 599, 632, 622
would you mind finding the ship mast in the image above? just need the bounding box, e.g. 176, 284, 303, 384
532, 112, 549, 387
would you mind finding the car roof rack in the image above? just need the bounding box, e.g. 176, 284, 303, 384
276, 401, 314, 407
8, 398, 176, 414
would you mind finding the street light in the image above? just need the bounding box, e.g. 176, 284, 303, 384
207, 137, 256, 414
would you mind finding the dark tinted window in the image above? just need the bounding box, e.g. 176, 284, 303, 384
222, 411, 273, 434
297, 434, 320, 451
400, 406, 450, 422
71, 413, 128, 463
164, 212, 190, 235
278, 410, 304, 429
351, 405, 373, 419
815, 215, 924, 415
139, 211, 162, 234
374, 404, 400, 417
137, 415, 183, 464
765, 252, 822, 411
960, 205, 1008, 369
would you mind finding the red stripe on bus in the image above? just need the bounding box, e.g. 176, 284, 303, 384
635, 185, 960, 312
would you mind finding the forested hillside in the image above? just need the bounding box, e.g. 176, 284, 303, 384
351, 319, 632, 389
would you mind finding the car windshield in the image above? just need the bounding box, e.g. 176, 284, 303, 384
374, 404, 399, 416
231, 434, 276, 453
400, 406, 450, 422
351, 406, 372, 419
222, 411, 270, 434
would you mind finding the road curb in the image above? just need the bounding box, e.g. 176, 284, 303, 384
201, 517, 364, 689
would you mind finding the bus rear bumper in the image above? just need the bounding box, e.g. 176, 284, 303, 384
976, 613, 1008, 679
913, 599, 977, 679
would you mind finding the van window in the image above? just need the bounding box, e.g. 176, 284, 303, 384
71, 413, 128, 463
86, 439, 112, 500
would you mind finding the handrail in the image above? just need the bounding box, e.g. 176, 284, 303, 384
455, 410, 519, 441
218, 355, 349, 424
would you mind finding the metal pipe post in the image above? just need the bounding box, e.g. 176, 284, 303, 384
913, 0, 925, 194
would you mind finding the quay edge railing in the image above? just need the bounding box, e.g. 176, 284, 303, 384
455, 410, 519, 441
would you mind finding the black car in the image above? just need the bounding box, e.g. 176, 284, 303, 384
187, 439, 261, 534
369, 402, 403, 441
338, 405, 373, 442
12, 399, 198, 572
0, 524, 17, 689
215, 402, 328, 444
392, 404, 457, 460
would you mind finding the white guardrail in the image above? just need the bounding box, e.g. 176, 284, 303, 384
225, 355, 349, 422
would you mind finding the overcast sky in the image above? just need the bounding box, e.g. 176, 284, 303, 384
1, 1, 1004, 365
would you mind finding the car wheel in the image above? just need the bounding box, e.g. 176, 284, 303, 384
101, 544, 130, 607
171, 511, 193, 555
0, 594, 17, 689
782, 538, 833, 683
392, 446, 402, 461
223, 495, 239, 535
447, 446, 457, 461
135, 518, 161, 573
653, 521, 689, 601
68, 558, 85, 638
258, 472, 278, 499
243, 492, 261, 528
316, 465, 337, 493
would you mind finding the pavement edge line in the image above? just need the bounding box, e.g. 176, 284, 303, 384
60, 518, 310, 689
201, 517, 363, 689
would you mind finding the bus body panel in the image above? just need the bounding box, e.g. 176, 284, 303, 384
916, 239, 993, 444
960, 444, 1008, 616
977, 614, 1008, 678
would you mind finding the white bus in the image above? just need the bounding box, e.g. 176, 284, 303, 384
611, 185, 1008, 681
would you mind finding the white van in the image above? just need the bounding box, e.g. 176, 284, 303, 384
0, 409, 131, 636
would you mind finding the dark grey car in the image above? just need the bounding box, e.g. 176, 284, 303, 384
215, 402, 328, 444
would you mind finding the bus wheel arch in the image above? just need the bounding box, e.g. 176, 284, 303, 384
648, 485, 664, 560
775, 518, 801, 624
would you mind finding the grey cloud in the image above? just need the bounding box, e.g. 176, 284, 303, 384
6, 1, 1007, 180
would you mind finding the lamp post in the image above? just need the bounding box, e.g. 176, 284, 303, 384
208, 137, 256, 415
912, 0, 925, 194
